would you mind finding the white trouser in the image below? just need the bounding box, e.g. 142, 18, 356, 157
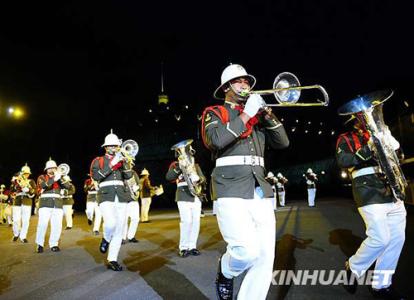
307, 188, 316, 206
141, 197, 152, 222
35, 207, 63, 247
1, 203, 7, 222
99, 196, 127, 262
62, 205, 73, 228
349, 201, 406, 289
86, 201, 102, 232
177, 198, 201, 250
278, 191, 286, 206
216, 191, 276, 300
213, 201, 218, 215
123, 201, 140, 240
12, 206, 22, 237
271, 192, 277, 210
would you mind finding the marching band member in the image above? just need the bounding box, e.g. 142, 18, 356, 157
0, 184, 11, 225
35, 158, 72, 253
336, 98, 406, 299
139, 168, 155, 223
122, 169, 140, 243
202, 64, 289, 300
84, 175, 102, 235
265, 171, 278, 210
276, 172, 288, 207
90, 130, 133, 271
166, 140, 205, 257
305, 168, 317, 207
61, 175, 76, 230
10, 165, 36, 242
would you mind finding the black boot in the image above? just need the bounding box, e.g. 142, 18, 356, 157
100, 238, 109, 253
87, 219, 92, 225
36, 245, 44, 253
12, 236, 18, 242
51, 246, 60, 252
128, 238, 139, 243
178, 249, 190, 258
107, 261, 123, 271
343, 260, 357, 294
215, 256, 233, 300
189, 248, 201, 256
370, 285, 406, 300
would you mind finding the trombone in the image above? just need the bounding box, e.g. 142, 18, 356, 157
244, 72, 329, 107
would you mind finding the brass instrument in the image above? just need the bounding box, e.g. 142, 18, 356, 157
338, 89, 407, 200
55, 163, 71, 184
120, 139, 139, 167
171, 139, 206, 200
243, 72, 329, 107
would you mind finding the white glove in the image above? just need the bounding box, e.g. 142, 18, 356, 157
110, 152, 123, 167
132, 185, 140, 193
54, 172, 62, 181
190, 173, 200, 183
243, 94, 265, 118
22, 187, 30, 193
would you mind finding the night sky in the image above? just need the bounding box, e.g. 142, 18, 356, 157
0, 1, 413, 206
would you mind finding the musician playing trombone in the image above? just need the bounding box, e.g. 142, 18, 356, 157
10, 164, 36, 243
35, 158, 72, 253
336, 94, 407, 299
90, 130, 133, 271
166, 140, 206, 258
202, 64, 289, 300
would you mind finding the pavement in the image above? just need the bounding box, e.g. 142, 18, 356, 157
0, 197, 412, 300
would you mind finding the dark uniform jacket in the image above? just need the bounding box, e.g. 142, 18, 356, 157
37, 174, 71, 209
90, 154, 133, 204
277, 179, 287, 193
62, 182, 76, 206
84, 178, 98, 202
139, 176, 154, 199
166, 161, 205, 202
336, 130, 395, 207
305, 173, 317, 189
10, 178, 36, 206
203, 102, 289, 200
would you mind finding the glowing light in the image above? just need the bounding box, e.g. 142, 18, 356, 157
185, 105, 189, 109
166, 106, 170, 110
308, 121, 311, 125
154, 118, 158, 123
8, 107, 15, 115
291, 127, 296, 132
341, 171, 348, 179
149, 109, 153, 113
318, 130, 322, 135
295, 119, 299, 123
331, 130, 335, 135
8, 106, 25, 119
281, 118, 284, 122
305, 130, 308, 133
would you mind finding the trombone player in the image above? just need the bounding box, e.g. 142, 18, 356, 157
336, 90, 406, 299
10, 164, 36, 243
202, 64, 289, 300
90, 130, 134, 271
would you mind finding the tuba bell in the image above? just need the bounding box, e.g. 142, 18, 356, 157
57, 163, 70, 176
120, 139, 139, 166
338, 89, 408, 200
171, 139, 206, 200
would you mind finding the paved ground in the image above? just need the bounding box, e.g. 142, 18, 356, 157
0, 197, 413, 300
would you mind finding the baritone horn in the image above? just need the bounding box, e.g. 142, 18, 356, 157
57, 163, 70, 176
120, 139, 139, 166
246, 72, 329, 107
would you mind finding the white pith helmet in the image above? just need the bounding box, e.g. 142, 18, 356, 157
45, 158, 58, 170
307, 168, 313, 173
102, 129, 122, 147
266, 171, 274, 178
277, 173, 283, 178
140, 168, 149, 176
21, 164, 31, 174
213, 64, 256, 99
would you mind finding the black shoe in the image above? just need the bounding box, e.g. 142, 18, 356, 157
65, 227, 72, 230
107, 261, 123, 271
88, 219, 92, 225
121, 239, 127, 245
189, 248, 201, 256
343, 260, 357, 294
370, 285, 406, 300
93, 231, 100, 236
51, 246, 60, 252
128, 238, 139, 243
200, 210, 205, 218
9, 224, 12, 227
215, 256, 233, 300
21, 239, 28, 243
2, 218, 6, 223
179, 249, 190, 258
36, 245, 44, 253
12, 236, 18, 242
100, 238, 109, 253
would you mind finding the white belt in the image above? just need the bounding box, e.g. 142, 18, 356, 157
352, 166, 380, 179
88, 191, 98, 195
16, 192, 28, 197
177, 182, 188, 187
216, 155, 264, 167
40, 194, 61, 199
99, 180, 124, 188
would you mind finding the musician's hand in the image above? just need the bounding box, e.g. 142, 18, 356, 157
190, 173, 200, 183
54, 172, 62, 182
110, 152, 123, 167
243, 94, 265, 118
22, 187, 30, 193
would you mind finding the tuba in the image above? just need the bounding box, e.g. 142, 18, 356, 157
120, 139, 139, 167
57, 163, 70, 176
171, 139, 206, 200
338, 89, 408, 200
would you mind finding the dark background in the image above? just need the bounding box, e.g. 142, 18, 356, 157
0, 1, 413, 210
